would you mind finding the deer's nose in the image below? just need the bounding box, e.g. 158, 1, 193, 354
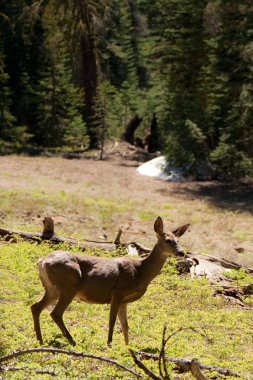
176, 248, 185, 257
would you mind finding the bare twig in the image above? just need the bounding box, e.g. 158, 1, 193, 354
0, 348, 141, 378
157, 326, 212, 380
158, 325, 170, 380
160, 326, 212, 347
129, 326, 216, 380
162, 326, 185, 348
129, 349, 159, 380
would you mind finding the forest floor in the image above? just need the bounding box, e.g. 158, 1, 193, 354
1, 145, 253, 266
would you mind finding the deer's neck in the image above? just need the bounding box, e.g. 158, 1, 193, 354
140, 243, 167, 285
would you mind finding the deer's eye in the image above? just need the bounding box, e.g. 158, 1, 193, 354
166, 239, 177, 245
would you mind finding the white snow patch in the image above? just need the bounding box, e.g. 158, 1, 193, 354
136, 156, 184, 182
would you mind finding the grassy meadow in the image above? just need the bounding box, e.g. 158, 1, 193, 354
0, 155, 253, 379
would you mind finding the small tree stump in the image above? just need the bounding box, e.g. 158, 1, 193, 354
122, 114, 142, 145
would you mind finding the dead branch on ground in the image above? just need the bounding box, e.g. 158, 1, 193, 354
0, 347, 142, 378
135, 352, 240, 378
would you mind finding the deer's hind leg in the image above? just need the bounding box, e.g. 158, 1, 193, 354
31, 290, 57, 344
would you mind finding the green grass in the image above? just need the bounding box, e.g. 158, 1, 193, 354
0, 187, 133, 218
138, 210, 157, 221
233, 230, 252, 242
1, 241, 253, 379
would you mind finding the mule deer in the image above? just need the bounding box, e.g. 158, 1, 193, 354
31, 217, 189, 345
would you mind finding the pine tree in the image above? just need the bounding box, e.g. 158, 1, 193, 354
34, 52, 87, 147
105, 1, 150, 137
42, 0, 111, 148
145, 0, 209, 165
0, 71, 16, 141
211, 1, 253, 177
92, 81, 117, 159
0, 2, 33, 145
0, 0, 46, 143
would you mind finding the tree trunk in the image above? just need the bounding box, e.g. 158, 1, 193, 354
144, 113, 160, 153
122, 114, 142, 145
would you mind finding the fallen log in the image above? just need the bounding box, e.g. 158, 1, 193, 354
0, 217, 75, 244
0, 217, 120, 251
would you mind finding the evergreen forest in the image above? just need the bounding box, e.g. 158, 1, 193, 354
1, 0, 253, 178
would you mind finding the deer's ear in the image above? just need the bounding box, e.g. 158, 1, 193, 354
154, 216, 164, 235
172, 223, 190, 237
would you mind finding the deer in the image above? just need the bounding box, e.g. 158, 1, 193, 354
31, 217, 190, 346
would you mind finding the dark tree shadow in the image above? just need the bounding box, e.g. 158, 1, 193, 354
156, 181, 253, 214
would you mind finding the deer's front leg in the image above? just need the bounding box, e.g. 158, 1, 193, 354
107, 295, 122, 345
118, 303, 129, 345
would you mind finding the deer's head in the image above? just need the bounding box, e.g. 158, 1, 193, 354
154, 216, 190, 257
